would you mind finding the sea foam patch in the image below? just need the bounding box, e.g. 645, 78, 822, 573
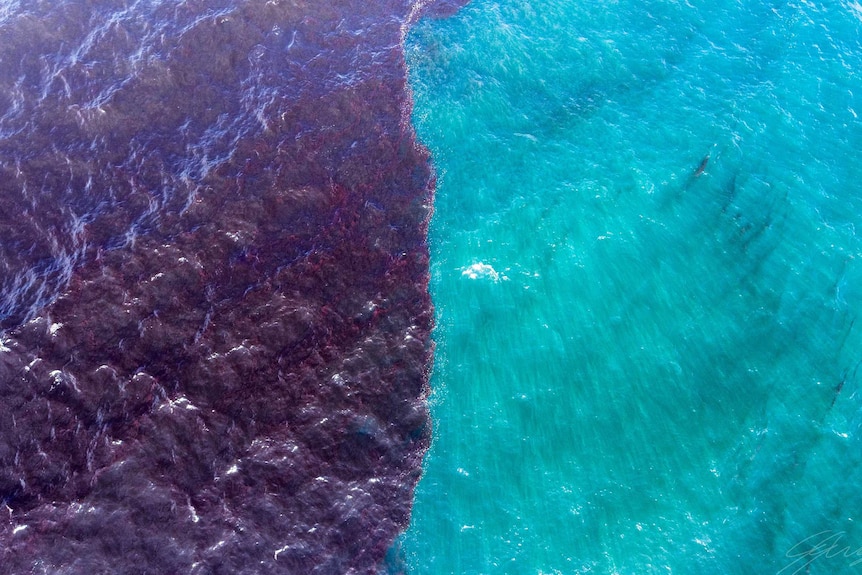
460, 262, 507, 282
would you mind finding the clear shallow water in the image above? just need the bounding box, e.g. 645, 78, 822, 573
400, 0, 862, 573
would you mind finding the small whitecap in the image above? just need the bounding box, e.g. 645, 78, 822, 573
187, 497, 200, 523
159, 395, 198, 412
49, 370, 81, 393
461, 262, 501, 282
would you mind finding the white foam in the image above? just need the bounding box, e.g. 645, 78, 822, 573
460, 262, 507, 282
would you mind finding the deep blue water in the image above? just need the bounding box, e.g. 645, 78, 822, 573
0, 1, 446, 572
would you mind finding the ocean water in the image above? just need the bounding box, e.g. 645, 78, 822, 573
0, 1, 453, 572
400, 0, 862, 573
2, 0, 861, 573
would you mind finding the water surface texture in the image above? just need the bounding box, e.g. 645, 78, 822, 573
0, 1, 465, 572
401, 1, 862, 573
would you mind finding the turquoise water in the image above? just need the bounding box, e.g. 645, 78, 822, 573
398, 0, 862, 573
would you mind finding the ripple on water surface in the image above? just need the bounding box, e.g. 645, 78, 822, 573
401, 0, 862, 573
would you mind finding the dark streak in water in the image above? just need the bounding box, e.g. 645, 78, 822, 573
0, 0, 467, 573
693, 154, 709, 177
